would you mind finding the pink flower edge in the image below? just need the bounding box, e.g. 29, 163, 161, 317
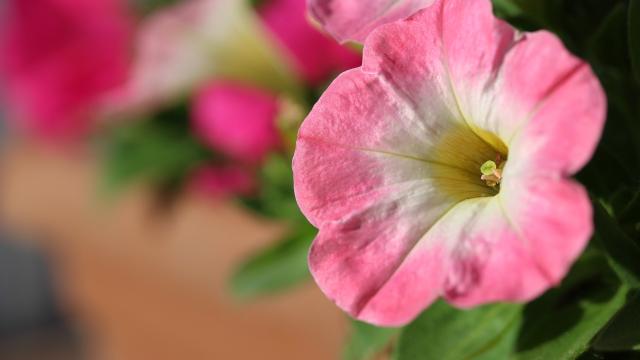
258, 0, 361, 84
308, 0, 435, 43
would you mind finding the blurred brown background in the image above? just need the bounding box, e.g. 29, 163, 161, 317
0, 140, 346, 359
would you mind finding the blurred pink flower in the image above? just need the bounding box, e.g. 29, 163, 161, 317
192, 82, 281, 164
189, 165, 256, 198
293, 0, 606, 326
258, 0, 361, 85
103, 0, 301, 115
308, 0, 434, 43
0, 0, 133, 140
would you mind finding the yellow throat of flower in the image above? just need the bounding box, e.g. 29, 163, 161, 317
431, 123, 508, 202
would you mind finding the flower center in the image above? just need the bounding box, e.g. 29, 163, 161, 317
430, 123, 508, 202
480, 156, 506, 188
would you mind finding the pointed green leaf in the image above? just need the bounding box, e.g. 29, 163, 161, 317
229, 226, 314, 299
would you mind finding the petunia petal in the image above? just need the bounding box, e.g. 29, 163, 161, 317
308, 0, 435, 43
445, 177, 592, 307
294, 69, 463, 227
361, 0, 515, 138
500, 32, 606, 176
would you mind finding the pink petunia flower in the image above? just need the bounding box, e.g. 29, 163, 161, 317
258, 0, 361, 85
308, 0, 434, 43
192, 82, 281, 164
293, 0, 606, 326
0, 0, 133, 140
103, 0, 300, 115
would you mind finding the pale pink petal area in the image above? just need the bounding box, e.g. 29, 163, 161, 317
312, 197, 496, 326
361, 0, 516, 138
308, 0, 435, 43
441, 178, 592, 307
295, 69, 458, 325
310, 221, 450, 326
101, 0, 224, 112
258, 0, 361, 85
0, 0, 133, 140
294, 0, 606, 326
501, 33, 607, 176
192, 82, 281, 164
189, 165, 256, 198
294, 69, 456, 227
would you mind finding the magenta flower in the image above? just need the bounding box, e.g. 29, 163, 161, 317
188, 165, 256, 198
192, 82, 281, 164
258, 0, 361, 85
0, 0, 132, 140
293, 0, 606, 326
308, 0, 434, 43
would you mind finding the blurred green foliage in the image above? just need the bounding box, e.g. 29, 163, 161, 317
236, 154, 302, 221
230, 154, 318, 298
101, 106, 215, 196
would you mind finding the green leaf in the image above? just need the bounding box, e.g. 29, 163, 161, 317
491, 0, 542, 31
395, 301, 522, 360
587, 3, 629, 70
592, 200, 640, 287
514, 254, 627, 360
229, 225, 314, 299
630, 0, 640, 82
394, 252, 628, 360
344, 321, 399, 360
593, 292, 640, 351
578, 349, 640, 359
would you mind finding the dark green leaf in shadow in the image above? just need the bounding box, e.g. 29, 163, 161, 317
344, 321, 399, 360
630, 0, 640, 82
491, 0, 541, 31
593, 200, 640, 288
593, 291, 640, 351
578, 349, 640, 360
395, 301, 522, 360
230, 225, 314, 299
587, 3, 629, 71
514, 253, 627, 360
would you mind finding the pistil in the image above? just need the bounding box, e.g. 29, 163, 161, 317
480, 157, 505, 188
